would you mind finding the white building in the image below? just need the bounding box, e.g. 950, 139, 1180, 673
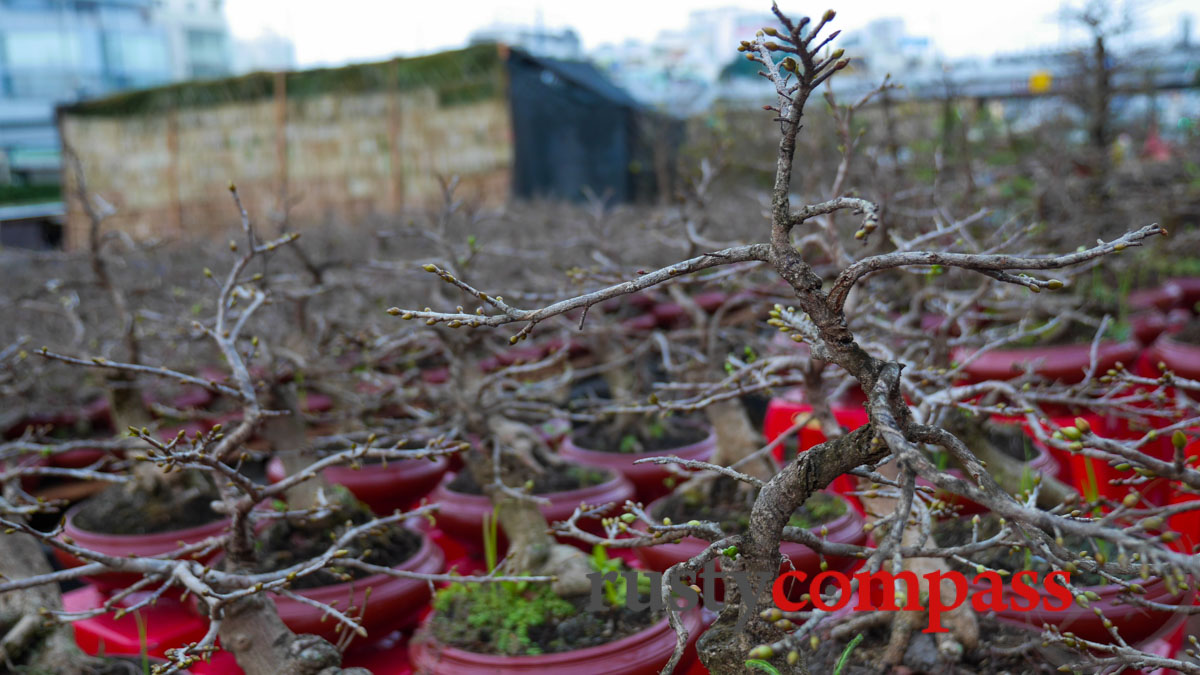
233, 30, 297, 74
592, 7, 776, 110
152, 0, 233, 80
468, 24, 583, 60
0, 0, 235, 187
838, 18, 937, 78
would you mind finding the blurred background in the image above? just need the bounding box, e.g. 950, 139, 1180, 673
0, 0, 1197, 249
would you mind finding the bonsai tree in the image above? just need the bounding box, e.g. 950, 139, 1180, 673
388, 5, 1198, 674
2, 4, 1198, 675
0, 187, 530, 675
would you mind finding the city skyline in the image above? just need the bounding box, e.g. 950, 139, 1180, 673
227, 0, 1195, 68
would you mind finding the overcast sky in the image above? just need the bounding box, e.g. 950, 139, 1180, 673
226, 0, 1195, 68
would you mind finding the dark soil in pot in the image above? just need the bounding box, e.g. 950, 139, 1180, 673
1030, 319, 1128, 346
265, 441, 448, 514
740, 393, 770, 431
932, 513, 1193, 645
933, 512, 1125, 586
4, 413, 116, 469
569, 417, 707, 456
562, 418, 716, 501
807, 616, 1055, 674
446, 463, 609, 495
956, 319, 1140, 385
252, 501, 421, 589
51, 473, 231, 591
653, 481, 848, 533
1171, 319, 1200, 345
74, 471, 222, 535
635, 478, 866, 601
988, 422, 1046, 463
9, 655, 188, 675
1149, 318, 1200, 380
431, 463, 634, 555
923, 422, 1061, 514
428, 588, 662, 656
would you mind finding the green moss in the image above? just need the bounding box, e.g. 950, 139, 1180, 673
674, 490, 847, 532
787, 491, 848, 529
62, 44, 504, 117
431, 545, 653, 656
432, 579, 575, 656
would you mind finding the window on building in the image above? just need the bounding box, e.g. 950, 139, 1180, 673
5, 30, 85, 69
186, 28, 229, 75
102, 32, 170, 78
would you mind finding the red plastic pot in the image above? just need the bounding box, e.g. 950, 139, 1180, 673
82, 382, 221, 428
953, 341, 1142, 384
1132, 624, 1188, 675
422, 367, 450, 385
266, 454, 449, 515
3, 408, 79, 435
428, 469, 634, 554
1165, 278, 1200, 312
1169, 435, 1200, 552
408, 606, 707, 674
300, 391, 334, 413
762, 391, 868, 505
651, 302, 688, 328
600, 291, 659, 314
53, 503, 230, 592
917, 439, 1061, 515
990, 414, 1078, 485
621, 313, 660, 332
64, 585, 208, 660
690, 289, 756, 314
1014, 413, 1170, 505
1131, 311, 1169, 346
1129, 284, 1183, 313
192, 633, 417, 675
967, 573, 1193, 647
1077, 414, 1171, 505
3, 414, 116, 469
1146, 333, 1200, 381
267, 528, 444, 641
559, 426, 716, 502
919, 313, 969, 337
693, 290, 731, 312
3, 455, 44, 493
479, 345, 551, 373
46, 442, 110, 469
634, 492, 867, 601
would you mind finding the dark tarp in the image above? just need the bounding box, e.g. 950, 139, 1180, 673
506, 50, 640, 203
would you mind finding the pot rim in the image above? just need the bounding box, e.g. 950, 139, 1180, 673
561, 422, 716, 460
637, 490, 866, 553
273, 527, 442, 603
433, 466, 633, 504
409, 604, 705, 667
63, 501, 230, 546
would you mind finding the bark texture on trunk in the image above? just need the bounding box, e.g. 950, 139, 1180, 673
215, 594, 370, 675
215, 384, 370, 674
697, 426, 887, 674
705, 396, 775, 481
0, 529, 98, 673
464, 416, 594, 597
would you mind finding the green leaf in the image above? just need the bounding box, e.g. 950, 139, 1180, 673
745, 660, 782, 675
619, 434, 639, 453
834, 633, 864, 675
